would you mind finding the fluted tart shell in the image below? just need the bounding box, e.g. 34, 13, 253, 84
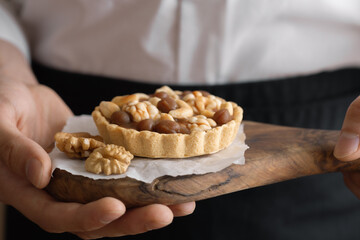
92, 102, 243, 158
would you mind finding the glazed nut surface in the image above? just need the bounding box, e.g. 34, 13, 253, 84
112, 93, 149, 107
183, 92, 222, 118
123, 100, 160, 122
194, 95, 222, 117
99, 101, 120, 119
85, 144, 134, 175
155, 85, 180, 100
220, 102, 234, 115
169, 99, 193, 119
160, 113, 175, 121
188, 115, 215, 131
55, 132, 105, 158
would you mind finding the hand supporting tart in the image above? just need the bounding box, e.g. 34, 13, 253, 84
0, 39, 195, 238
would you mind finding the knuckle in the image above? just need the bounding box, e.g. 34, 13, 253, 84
0, 135, 16, 169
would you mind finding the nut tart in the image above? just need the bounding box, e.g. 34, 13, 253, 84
92, 86, 243, 158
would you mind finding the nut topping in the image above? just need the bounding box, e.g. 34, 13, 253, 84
213, 109, 232, 125
137, 119, 155, 131
154, 120, 180, 134
85, 144, 133, 175
54, 132, 105, 158
99, 86, 236, 134
154, 91, 169, 99
123, 101, 159, 122
99, 101, 120, 119
157, 97, 178, 113
110, 110, 131, 125
169, 99, 193, 119
112, 93, 149, 107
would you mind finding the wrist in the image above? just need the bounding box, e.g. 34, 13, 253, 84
0, 39, 37, 85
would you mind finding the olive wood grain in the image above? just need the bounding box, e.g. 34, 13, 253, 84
46, 121, 360, 208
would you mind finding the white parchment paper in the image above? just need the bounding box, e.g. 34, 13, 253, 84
50, 115, 248, 183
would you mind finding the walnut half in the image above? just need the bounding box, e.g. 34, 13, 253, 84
55, 132, 105, 158
85, 144, 134, 175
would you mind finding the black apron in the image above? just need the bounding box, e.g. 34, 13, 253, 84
6, 63, 360, 240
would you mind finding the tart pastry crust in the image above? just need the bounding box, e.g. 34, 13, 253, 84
92, 87, 243, 158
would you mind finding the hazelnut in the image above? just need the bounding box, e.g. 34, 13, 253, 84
154, 91, 169, 99
213, 109, 232, 125
154, 120, 180, 134
157, 97, 178, 113
110, 111, 131, 125
137, 119, 155, 131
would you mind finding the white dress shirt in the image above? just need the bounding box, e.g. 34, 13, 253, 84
2, 0, 360, 84
0, 1, 29, 59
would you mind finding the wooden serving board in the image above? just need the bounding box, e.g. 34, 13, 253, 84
46, 121, 360, 208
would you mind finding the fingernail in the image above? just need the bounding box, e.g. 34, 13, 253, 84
334, 131, 359, 159
26, 159, 43, 188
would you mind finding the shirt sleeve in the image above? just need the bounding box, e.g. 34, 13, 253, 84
0, 1, 29, 60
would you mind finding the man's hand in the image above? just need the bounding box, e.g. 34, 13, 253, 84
334, 95, 360, 199
0, 39, 195, 239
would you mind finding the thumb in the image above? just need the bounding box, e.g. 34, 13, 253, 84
334, 95, 360, 161
0, 123, 52, 188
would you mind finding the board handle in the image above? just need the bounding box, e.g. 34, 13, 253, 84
243, 121, 360, 176
310, 130, 360, 173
